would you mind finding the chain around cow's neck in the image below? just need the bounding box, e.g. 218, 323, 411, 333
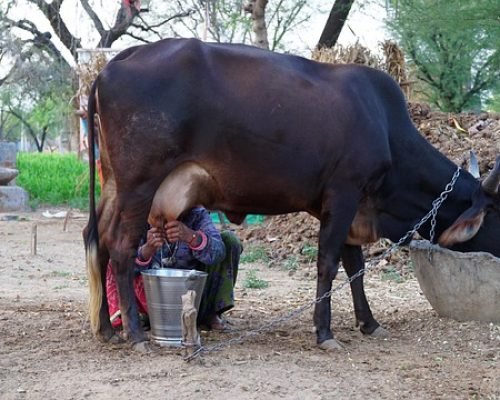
428, 167, 461, 244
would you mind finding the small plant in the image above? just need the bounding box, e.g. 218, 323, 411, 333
51, 271, 72, 278
301, 244, 318, 263
240, 245, 269, 264
284, 256, 299, 272
243, 269, 269, 289
53, 284, 70, 290
381, 266, 404, 283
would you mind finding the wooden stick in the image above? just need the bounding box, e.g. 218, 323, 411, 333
63, 209, 72, 232
31, 224, 37, 255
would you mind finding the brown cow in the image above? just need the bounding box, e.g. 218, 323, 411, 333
84, 38, 500, 351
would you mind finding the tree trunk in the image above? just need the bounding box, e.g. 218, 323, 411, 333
245, 0, 270, 50
316, 0, 355, 49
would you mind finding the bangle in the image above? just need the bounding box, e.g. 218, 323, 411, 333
188, 232, 199, 246
136, 246, 152, 266
189, 231, 208, 251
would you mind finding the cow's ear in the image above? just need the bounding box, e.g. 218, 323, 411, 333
438, 208, 485, 247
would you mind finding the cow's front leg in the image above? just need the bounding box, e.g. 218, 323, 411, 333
314, 255, 343, 350
341, 244, 388, 337
314, 188, 360, 351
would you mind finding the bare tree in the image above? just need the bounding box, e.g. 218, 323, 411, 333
244, 0, 269, 49
167, 0, 310, 52
1, 0, 189, 68
8, 107, 48, 152
316, 0, 354, 49
1, 0, 194, 150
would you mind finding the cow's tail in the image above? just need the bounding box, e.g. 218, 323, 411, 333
84, 80, 102, 335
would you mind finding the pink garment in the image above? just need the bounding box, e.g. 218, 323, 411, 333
106, 261, 148, 328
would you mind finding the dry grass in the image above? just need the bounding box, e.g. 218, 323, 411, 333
311, 42, 383, 69
311, 41, 414, 100
76, 52, 109, 98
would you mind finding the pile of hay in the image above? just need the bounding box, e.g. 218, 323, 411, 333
312, 40, 413, 98
312, 42, 383, 69
76, 52, 109, 99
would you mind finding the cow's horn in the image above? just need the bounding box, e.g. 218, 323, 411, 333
481, 156, 500, 195
468, 150, 480, 179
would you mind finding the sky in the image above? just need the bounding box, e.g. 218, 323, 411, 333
6, 0, 391, 67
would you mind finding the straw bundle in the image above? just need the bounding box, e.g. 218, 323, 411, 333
76, 52, 109, 98
382, 40, 412, 99
311, 43, 383, 69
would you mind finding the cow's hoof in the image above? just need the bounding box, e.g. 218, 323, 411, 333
132, 341, 153, 353
98, 329, 124, 344
370, 326, 390, 338
318, 338, 344, 351
109, 333, 125, 345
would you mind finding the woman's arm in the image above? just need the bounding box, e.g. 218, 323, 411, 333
165, 208, 226, 265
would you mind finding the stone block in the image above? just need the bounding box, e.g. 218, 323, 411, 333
0, 167, 19, 185
0, 142, 17, 169
0, 186, 30, 212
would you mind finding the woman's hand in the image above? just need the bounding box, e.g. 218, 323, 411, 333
140, 227, 166, 260
165, 220, 197, 244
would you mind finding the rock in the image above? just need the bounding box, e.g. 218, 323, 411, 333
0, 167, 19, 185
0, 142, 17, 169
0, 186, 29, 212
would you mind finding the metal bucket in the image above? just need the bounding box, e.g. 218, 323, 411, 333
142, 268, 207, 346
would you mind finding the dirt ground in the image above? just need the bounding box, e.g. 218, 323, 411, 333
0, 209, 498, 400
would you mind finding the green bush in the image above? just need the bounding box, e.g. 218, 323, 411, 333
240, 245, 269, 264
243, 269, 269, 289
16, 152, 99, 210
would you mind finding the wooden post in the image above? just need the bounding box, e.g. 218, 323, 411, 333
31, 224, 37, 255
63, 209, 72, 232
181, 290, 200, 352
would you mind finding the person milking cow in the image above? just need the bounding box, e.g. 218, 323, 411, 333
105, 206, 242, 332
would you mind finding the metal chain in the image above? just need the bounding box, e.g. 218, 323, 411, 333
429, 167, 461, 244
184, 167, 461, 362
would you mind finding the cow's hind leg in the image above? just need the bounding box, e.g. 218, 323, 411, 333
106, 198, 153, 351
109, 223, 146, 347
96, 247, 125, 344
315, 187, 361, 351
341, 244, 389, 337
108, 254, 149, 349
85, 199, 124, 344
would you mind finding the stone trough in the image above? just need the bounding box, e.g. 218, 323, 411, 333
409, 240, 500, 323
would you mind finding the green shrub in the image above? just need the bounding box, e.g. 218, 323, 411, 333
283, 256, 299, 272
243, 269, 269, 289
240, 245, 269, 264
301, 244, 318, 263
16, 152, 99, 210
381, 266, 404, 283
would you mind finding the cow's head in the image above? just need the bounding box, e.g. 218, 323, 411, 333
439, 156, 500, 247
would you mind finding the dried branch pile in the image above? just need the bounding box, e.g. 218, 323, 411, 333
76, 52, 109, 98
383, 41, 412, 98
312, 41, 413, 98
312, 42, 383, 69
